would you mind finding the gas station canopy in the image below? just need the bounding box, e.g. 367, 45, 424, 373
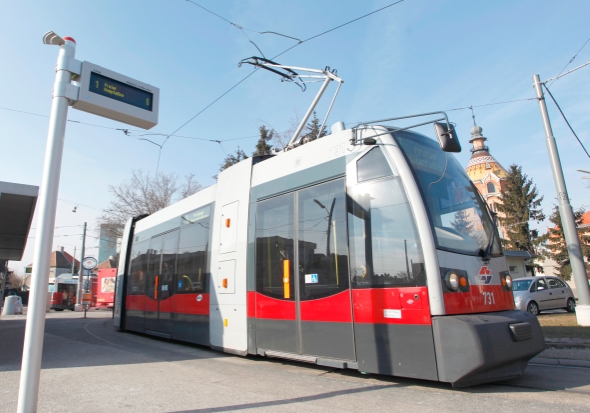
0, 181, 38, 260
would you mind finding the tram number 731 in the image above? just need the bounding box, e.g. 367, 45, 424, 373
482, 291, 496, 305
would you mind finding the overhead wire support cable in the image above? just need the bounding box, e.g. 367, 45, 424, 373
548, 36, 590, 88
541, 83, 590, 159
543, 61, 590, 85
445, 97, 538, 112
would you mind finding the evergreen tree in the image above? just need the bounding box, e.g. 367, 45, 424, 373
253, 125, 274, 156
451, 210, 473, 236
496, 164, 546, 255
546, 206, 590, 281
300, 111, 328, 142
213, 147, 249, 180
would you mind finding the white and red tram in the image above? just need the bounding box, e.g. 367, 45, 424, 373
113, 118, 545, 386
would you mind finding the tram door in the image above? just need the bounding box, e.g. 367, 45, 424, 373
255, 179, 356, 361
145, 230, 178, 336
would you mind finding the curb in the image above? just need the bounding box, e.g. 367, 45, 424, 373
545, 338, 590, 350
530, 357, 590, 368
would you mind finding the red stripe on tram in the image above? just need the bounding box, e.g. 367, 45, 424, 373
444, 285, 514, 315
352, 287, 431, 325
252, 292, 296, 320
299, 290, 352, 322
175, 293, 209, 315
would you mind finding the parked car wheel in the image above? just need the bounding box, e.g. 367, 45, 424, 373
54, 308, 64, 311
527, 301, 539, 315
566, 298, 576, 313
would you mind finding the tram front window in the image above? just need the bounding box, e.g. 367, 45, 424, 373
393, 131, 502, 257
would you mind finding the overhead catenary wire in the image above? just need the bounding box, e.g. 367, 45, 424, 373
185, 0, 301, 41
272, 0, 405, 61
0, 106, 257, 144
155, 0, 408, 172
156, 69, 259, 172
1, 95, 542, 149
541, 83, 590, 159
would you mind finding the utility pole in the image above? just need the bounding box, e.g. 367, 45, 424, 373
75, 222, 87, 311
18, 34, 76, 413
533, 74, 590, 326
70, 246, 76, 274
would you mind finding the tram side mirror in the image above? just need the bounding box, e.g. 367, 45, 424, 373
434, 122, 461, 153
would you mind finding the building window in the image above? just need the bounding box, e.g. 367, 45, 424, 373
487, 182, 495, 193
485, 163, 491, 169
509, 266, 518, 273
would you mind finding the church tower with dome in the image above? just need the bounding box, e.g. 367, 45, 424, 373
464, 120, 509, 239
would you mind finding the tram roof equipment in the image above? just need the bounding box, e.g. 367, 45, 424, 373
239, 57, 344, 148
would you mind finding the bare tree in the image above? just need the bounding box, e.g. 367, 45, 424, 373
97, 170, 202, 240
273, 111, 301, 150
7, 271, 29, 289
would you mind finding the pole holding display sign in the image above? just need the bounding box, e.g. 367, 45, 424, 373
18, 32, 159, 413
17, 33, 77, 413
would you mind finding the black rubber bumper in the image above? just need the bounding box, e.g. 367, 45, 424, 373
432, 310, 545, 387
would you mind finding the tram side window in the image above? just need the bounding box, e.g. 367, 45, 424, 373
177, 206, 211, 293
146, 237, 163, 299
298, 179, 349, 300
160, 230, 178, 300
128, 240, 150, 295
255, 193, 295, 300
347, 177, 426, 288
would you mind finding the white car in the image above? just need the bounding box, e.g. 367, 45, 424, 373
512, 276, 576, 315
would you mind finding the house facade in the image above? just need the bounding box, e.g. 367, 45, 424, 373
26, 246, 80, 284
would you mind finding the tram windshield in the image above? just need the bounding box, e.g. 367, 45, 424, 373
393, 130, 502, 257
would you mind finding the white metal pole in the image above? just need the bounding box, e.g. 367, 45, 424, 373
533, 74, 590, 326
75, 222, 86, 311
17, 36, 76, 413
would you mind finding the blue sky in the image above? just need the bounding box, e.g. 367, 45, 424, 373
2, 0, 590, 272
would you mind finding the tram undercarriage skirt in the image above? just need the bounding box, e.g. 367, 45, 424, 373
431, 310, 545, 387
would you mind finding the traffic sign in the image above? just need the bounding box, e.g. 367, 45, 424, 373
82, 257, 98, 270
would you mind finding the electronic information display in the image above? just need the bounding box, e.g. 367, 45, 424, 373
73, 62, 159, 129
89, 72, 153, 111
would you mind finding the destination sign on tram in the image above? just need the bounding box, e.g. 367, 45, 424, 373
72, 61, 159, 130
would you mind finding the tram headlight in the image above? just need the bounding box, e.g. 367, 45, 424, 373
447, 272, 459, 291
441, 268, 470, 292
505, 275, 512, 289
